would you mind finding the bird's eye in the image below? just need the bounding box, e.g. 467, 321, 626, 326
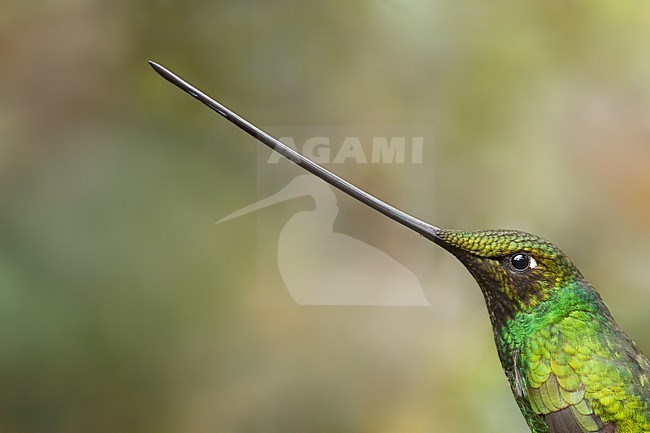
510, 253, 537, 271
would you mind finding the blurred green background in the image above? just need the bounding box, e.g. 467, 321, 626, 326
2, 1, 650, 432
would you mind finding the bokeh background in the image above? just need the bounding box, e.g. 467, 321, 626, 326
3, 1, 650, 432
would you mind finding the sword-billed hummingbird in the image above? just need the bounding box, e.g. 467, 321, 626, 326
149, 61, 650, 433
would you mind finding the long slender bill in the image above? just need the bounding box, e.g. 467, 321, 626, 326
149, 61, 440, 241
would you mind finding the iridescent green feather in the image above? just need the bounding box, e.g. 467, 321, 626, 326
504, 283, 650, 432
437, 229, 650, 433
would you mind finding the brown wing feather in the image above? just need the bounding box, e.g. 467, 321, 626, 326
545, 408, 586, 433
544, 406, 617, 433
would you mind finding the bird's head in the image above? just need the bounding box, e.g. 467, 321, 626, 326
432, 229, 585, 325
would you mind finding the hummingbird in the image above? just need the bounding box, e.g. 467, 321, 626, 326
149, 61, 650, 433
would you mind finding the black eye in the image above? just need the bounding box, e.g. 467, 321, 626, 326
510, 253, 531, 271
